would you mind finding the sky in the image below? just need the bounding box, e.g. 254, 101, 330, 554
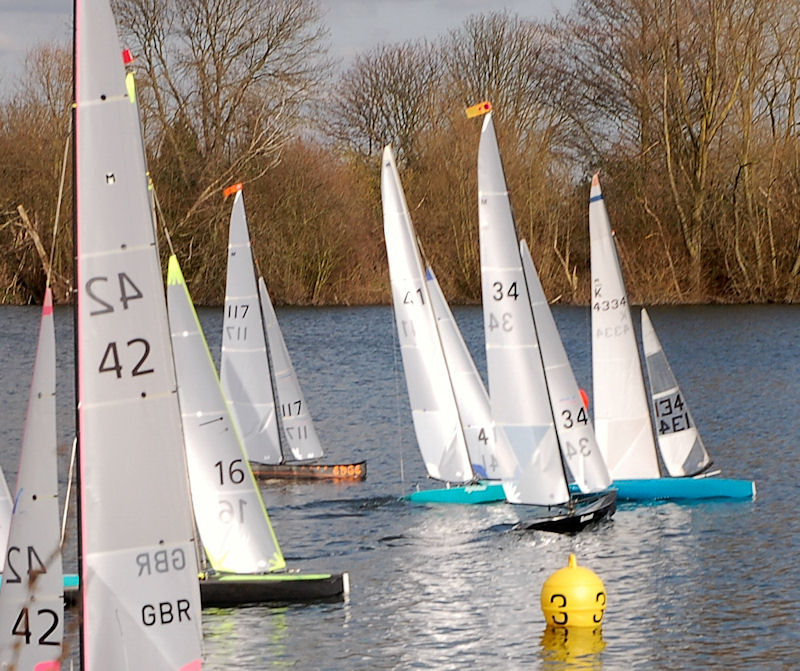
0, 0, 573, 90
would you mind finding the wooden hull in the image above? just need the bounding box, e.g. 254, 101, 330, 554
199, 571, 349, 607
251, 460, 366, 481
613, 477, 755, 502
514, 490, 617, 534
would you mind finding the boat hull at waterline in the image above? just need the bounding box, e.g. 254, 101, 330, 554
251, 459, 367, 482
613, 477, 755, 502
404, 481, 505, 504
512, 490, 618, 534
199, 571, 349, 607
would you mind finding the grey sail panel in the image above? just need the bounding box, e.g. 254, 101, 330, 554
74, 0, 203, 666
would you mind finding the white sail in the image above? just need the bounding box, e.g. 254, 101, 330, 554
0, 289, 63, 669
589, 173, 661, 479
425, 266, 509, 480
74, 0, 203, 667
381, 146, 473, 483
478, 113, 569, 505
220, 189, 283, 464
520, 240, 612, 493
641, 309, 711, 477
167, 256, 285, 575
258, 277, 324, 461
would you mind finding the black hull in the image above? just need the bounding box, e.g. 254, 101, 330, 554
251, 460, 366, 481
199, 571, 349, 608
514, 490, 617, 534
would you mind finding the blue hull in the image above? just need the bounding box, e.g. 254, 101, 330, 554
614, 477, 755, 502
404, 481, 506, 504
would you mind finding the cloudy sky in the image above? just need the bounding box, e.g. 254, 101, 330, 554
0, 0, 573, 89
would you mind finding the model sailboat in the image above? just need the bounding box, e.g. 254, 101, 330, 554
74, 0, 204, 665
220, 185, 365, 481
382, 146, 512, 505
0, 289, 63, 669
168, 255, 349, 603
589, 173, 755, 501
478, 112, 616, 531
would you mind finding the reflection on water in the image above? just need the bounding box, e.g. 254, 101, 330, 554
0, 304, 797, 668
541, 626, 605, 670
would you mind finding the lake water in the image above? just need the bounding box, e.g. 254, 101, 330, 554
0, 303, 797, 669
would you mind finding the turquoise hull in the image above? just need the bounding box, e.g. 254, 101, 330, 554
614, 477, 755, 502
0, 573, 79, 589
404, 481, 505, 504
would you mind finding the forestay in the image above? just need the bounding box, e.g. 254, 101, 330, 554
589, 174, 661, 479
641, 309, 711, 477
520, 240, 612, 493
259, 277, 324, 461
478, 113, 569, 506
167, 256, 285, 574
0, 289, 63, 669
381, 146, 473, 483
74, 0, 203, 666
220, 189, 283, 464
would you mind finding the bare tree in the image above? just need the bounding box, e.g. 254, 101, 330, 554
113, 0, 330, 234
326, 41, 442, 166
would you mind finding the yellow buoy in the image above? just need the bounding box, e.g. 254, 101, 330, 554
540, 554, 606, 628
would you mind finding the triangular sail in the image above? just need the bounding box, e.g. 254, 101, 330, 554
520, 240, 612, 493
381, 146, 473, 483
477, 113, 569, 505
0, 289, 63, 668
74, 0, 203, 666
167, 256, 285, 574
220, 190, 283, 464
641, 309, 711, 477
589, 174, 661, 479
258, 277, 324, 461
425, 266, 509, 480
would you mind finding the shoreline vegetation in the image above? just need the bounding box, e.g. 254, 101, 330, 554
2, 0, 799, 307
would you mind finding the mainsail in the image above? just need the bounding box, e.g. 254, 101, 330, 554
0, 289, 63, 669
589, 174, 661, 479
74, 0, 203, 666
477, 113, 569, 505
381, 146, 474, 483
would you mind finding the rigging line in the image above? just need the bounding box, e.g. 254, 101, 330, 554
47, 120, 72, 290
150, 178, 177, 256
388, 302, 406, 495
60, 436, 77, 549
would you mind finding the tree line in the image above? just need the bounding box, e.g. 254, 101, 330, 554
1, 0, 798, 306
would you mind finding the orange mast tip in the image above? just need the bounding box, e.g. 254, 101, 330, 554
591, 173, 600, 186
465, 101, 492, 118
223, 183, 243, 198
